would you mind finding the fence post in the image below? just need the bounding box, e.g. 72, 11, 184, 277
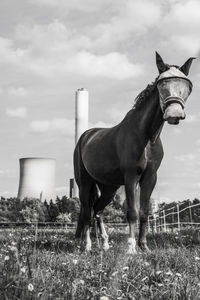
177, 204, 180, 231
153, 214, 157, 233
163, 210, 166, 232
172, 207, 175, 232
188, 200, 193, 226
148, 215, 150, 232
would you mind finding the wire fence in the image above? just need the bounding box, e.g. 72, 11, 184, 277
148, 201, 200, 232
1, 201, 200, 232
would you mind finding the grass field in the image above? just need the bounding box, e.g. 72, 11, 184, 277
0, 226, 200, 300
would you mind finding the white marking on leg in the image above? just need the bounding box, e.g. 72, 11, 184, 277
99, 219, 109, 251
85, 226, 92, 252
127, 237, 136, 254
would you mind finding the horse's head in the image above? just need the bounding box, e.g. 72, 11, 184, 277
156, 52, 195, 125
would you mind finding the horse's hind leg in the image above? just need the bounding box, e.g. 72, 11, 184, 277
78, 180, 95, 251
94, 185, 119, 251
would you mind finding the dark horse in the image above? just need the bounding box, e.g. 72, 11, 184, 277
74, 52, 195, 253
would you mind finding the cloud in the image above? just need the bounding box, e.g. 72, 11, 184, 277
175, 153, 195, 162
0, 20, 142, 80
6, 107, 27, 118
8, 87, 28, 97
160, 0, 200, 54
89, 121, 113, 128
73, 51, 143, 80
107, 108, 128, 123
0, 169, 17, 177
30, 118, 75, 136
29, 0, 114, 12
185, 113, 200, 123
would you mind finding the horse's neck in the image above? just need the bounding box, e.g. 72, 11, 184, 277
125, 89, 163, 142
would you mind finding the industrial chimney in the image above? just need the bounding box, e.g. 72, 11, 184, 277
75, 88, 89, 144
17, 157, 56, 202
71, 88, 89, 198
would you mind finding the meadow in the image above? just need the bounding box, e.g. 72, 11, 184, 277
0, 226, 200, 300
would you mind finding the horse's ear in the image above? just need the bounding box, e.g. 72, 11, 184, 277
180, 57, 196, 75
156, 51, 168, 74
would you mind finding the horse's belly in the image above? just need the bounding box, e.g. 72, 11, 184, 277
83, 154, 124, 186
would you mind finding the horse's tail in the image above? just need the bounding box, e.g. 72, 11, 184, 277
75, 181, 98, 238
74, 134, 99, 238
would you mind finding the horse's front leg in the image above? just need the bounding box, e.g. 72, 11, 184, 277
125, 172, 140, 254
139, 169, 157, 252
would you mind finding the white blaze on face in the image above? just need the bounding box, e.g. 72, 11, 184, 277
157, 67, 192, 124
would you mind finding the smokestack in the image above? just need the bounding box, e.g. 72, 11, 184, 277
75, 88, 89, 144
17, 157, 56, 202
73, 88, 89, 198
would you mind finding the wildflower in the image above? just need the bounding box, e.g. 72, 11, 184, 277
195, 256, 200, 261
123, 266, 129, 271
62, 262, 67, 265
141, 276, 148, 282
111, 271, 118, 276
28, 283, 34, 291
72, 259, 78, 265
155, 270, 162, 275
5, 255, 9, 261
175, 273, 182, 278
157, 283, 164, 287
99, 297, 109, 300
79, 279, 85, 285
20, 267, 26, 273
144, 262, 150, 266
166, 270, 173, 276
9, 246, 18, 252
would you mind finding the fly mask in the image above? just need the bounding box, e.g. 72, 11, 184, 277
157, 67, 193, 124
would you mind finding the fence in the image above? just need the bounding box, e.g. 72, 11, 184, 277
1, 201, 200, 232
148, 201, 200, 232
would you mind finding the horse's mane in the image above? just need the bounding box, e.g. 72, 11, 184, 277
132, 78, 158, 109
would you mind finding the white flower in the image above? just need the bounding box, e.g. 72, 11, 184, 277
111, 271, 118, 276
5, 256, 10, 261
155, 270, 162, 275
72, 259, 78, 265
9, 246, 18, 252
166, 271, 173, 276
195, 256, 200, 261
20, 267, 26, 273
175, 273, 182, 278
123, 266, 129, 271
79, 280, 85, 285
28, 283, 34, 291
99, 297, 109, 300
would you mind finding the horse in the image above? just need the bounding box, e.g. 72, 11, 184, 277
73, 52, 195, 253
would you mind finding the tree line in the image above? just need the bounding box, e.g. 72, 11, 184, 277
0, 195, 126, 224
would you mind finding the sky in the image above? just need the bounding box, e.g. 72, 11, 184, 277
0, 0, 200, 203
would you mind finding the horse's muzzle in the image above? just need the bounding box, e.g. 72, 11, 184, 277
163, 101, 186, 125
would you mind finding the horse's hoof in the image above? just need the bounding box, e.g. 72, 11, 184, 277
139, 243, 150, 253
85, 243, 92, 252
127, 237, 137, 255
103, 242, 109, 251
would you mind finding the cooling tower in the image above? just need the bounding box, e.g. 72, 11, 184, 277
17, 158, 56, 201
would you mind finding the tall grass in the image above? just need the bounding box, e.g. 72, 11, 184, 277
0, 227, 200, 299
